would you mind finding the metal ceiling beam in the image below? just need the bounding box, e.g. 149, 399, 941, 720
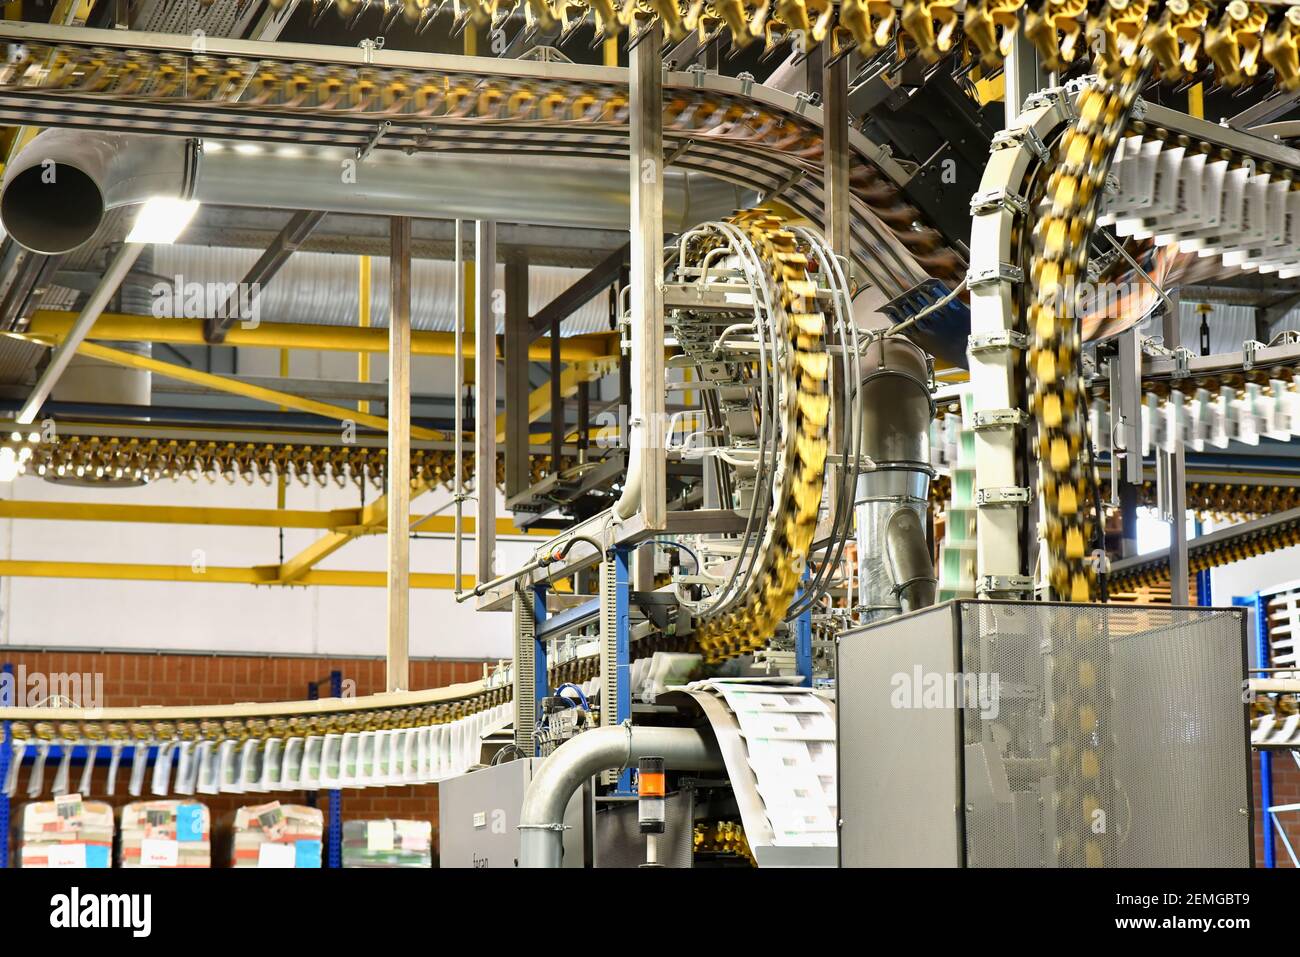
204, 209, 327, 344
528, 242, 628, 343
181, 210, 628, 267
1228, 88, 1300, 130
24, 310, 619, 361
495, 359, 615, 443
15, 243, 144, 425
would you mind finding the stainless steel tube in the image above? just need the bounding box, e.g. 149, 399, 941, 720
518, 725, 723, 868
855, 335, 937, 622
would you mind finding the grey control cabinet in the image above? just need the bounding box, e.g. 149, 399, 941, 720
837, 600, 1252, 868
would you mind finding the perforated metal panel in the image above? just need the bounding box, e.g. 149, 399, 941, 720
837, 603, 963, 867
513, 590, 536, 755
838, 601, 1252, 868
959, 602, 1250, 868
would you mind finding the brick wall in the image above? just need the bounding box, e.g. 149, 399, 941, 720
1253, 750, 1300, 867
1, 649, 495, 864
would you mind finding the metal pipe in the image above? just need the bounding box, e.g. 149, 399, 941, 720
455, 532, 605, 602
885, 507, 938, 614
474, 221, 497, 587
16, 242, 144, 424
518, 725, 722, 868
855, 335, 936, 623
453, 219, 466, 599
616, 21, 665, 528
1, 130, 742, 255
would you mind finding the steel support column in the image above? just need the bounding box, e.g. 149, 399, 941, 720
504, 255, 531, 499
629, 20, 665, 530
1254, 591, 1276, 868
0, 662, 10, 870
475, 220, 498, 584
453, 219, 468, 596
822, 53, 851, 262
327, 668, 343, 868
1003, 31, 1045, 125
386, 217, 412, 693
1160, 293, 1189, 603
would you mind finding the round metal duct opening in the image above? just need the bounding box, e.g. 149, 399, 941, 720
0, 162, 105, 255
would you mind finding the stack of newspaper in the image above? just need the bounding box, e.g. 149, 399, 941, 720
341, 819, 432, 868
118, 800, 211, 868
226, 802, 323, 868
18, 794, 113, 868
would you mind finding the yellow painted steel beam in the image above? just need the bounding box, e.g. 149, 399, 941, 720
275, 474, 440, 583
15, 335, 445, 441
24, 311, 617, 362
0, 560, 470, 589
0, 500, 549, 535
494, 358, 616, 443
976, 71, 1005, 105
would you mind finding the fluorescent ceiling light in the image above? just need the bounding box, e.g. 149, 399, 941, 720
126, 197, 200, 245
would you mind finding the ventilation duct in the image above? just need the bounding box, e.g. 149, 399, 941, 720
855, 335, 938, 621
1, 130, 748, 256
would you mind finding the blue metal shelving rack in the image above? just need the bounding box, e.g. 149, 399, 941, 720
0, 663, 347, 869
307, 669, 344, 868
1, 663, 11, 869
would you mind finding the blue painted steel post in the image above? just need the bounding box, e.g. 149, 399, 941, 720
327, 670, 343, 869
304, 680, 319, 810
1, 663, 11, 869
1193, 519, 1211, 606
533, 584, 549, 753
615, 546, 633, 793
1253, 592, 1275, 868
795, 568, 813, 687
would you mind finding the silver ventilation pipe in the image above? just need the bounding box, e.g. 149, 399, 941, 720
855, 335, 938, 622
0, 130, 747, 256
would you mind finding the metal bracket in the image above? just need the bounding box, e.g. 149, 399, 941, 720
968, 330, 1028, 353
356, 120, 392, 162
976, 486, 1031, 507
972, 409, 1028, 430
736, 71, 755, 97
358, 36, 385, 63
1130, 95, 1147, 121
966, 264, 1023, 289
1173, 346, 1193, 378
970, 187, 1028, 217
977, 574, 1035, 595
990, 126, 1050, 164
1023, 86, 1075, 122
1244, 339, 1265, 371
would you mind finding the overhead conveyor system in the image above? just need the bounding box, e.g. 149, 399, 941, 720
4, 0, 1300, 873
